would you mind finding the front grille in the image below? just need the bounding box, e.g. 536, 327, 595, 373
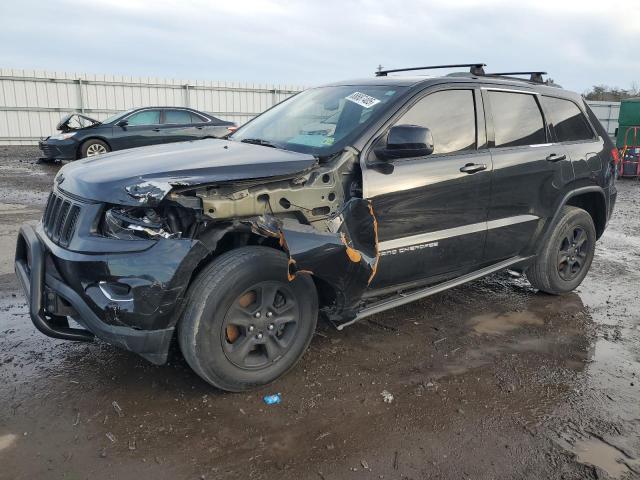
39, 141, 57, 158
42, 191, 82, 247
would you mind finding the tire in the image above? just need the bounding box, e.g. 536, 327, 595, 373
178, 246, 318, 392
526, 206, 596, 294
80, 139, 110, 158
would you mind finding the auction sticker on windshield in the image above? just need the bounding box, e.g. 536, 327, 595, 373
345, 92, 381, 108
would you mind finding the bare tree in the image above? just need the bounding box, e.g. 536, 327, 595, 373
584, 84, 639, 101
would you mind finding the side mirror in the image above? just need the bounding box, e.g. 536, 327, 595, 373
116, 120, 128, 128
375, 124, 434, 161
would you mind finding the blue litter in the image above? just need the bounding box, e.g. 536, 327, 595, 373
263, 393, 281, 405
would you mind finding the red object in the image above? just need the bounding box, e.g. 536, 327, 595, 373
619, 126, 640, 177
611, 147, 619, 166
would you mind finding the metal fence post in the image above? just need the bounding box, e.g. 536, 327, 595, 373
184, 84, 190, 107
77, 79, 85, 113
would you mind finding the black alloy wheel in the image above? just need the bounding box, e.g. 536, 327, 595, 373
557, 226, 589, 281
222, 281, 300, 369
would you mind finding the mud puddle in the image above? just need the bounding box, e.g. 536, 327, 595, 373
469, 309, 544, 334
571, 437, 639, 478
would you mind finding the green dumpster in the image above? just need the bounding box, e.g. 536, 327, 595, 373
616, 97, 640, 148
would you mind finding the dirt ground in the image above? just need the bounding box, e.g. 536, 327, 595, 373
0, 146, 638, 480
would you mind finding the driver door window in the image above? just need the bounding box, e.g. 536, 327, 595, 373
396, 90, 476, 155
126, 110, 161, 126
112, 110, 163, 149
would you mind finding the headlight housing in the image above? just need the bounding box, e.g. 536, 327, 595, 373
102, 207, 180, 240
50, 132, 77, 141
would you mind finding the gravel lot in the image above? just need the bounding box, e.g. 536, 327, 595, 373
0, 146, 639, 480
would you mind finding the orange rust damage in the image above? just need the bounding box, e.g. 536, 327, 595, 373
226, 325, 240, 343
367, 201, 380, 285
286, 256, 313, 281
227, 290, 256, 343
287, 258, 297, 281
341, 233, 363, 263
280, 233, 299, 281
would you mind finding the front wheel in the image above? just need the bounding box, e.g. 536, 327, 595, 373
80, 139, 110, 158
526, 206, 596, 294
178, 247, 318, 392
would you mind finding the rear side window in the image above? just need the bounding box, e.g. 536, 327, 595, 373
488, 91, 546, 148
542, 96, 594, 142
190, 112, 209, 123
127, 110, 160, 126
396, 90, 476, 155
163, 110, 192, 124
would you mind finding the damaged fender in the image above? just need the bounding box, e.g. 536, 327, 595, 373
247, 198, 379, 321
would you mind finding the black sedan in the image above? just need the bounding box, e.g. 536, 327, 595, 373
39, 107, 236, 161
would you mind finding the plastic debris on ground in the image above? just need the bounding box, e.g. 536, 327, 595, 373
112, 401, 124, 417
380, 390, 394, 403
263, 393, 282, 405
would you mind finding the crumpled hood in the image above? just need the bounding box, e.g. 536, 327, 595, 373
56, 139, 317, 206
56, 113, 101, 132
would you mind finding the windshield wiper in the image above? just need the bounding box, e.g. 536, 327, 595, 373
240, 138, 279, 148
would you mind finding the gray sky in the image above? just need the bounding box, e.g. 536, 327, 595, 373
1, 0, 638, 92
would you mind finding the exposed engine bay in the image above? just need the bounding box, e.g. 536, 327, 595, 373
106, 148, 379, 322
196, 148, 360, 228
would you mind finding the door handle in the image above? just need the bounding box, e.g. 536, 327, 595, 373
152, 128, 161, 132
459, 163, 487, 174
546, 153, 566, 162
196, 126, 204, 130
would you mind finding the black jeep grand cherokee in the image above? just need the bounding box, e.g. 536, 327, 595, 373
15, 64, 617, 391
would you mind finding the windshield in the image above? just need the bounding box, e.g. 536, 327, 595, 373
231, 85, 406, 156
101, 109, 135, 124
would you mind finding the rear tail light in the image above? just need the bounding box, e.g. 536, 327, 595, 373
611, 147, 620, 165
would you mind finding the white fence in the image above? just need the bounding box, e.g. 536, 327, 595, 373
0, 69, 621, 145
586, 101, 620, 137
0, 69, 305, 145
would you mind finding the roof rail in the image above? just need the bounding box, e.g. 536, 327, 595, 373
487, 71, 547, 83
375, 63, 486, 77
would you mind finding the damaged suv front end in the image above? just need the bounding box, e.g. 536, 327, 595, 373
16, 83, 401, 369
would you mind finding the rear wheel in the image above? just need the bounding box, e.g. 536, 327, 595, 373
178, 247, 318, 391
80, 139, 110, 158
526, 206, 596, 294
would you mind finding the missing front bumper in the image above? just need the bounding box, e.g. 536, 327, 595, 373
14, 224, 175, 364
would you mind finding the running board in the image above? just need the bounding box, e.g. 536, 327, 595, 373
336, 256, 532, 330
